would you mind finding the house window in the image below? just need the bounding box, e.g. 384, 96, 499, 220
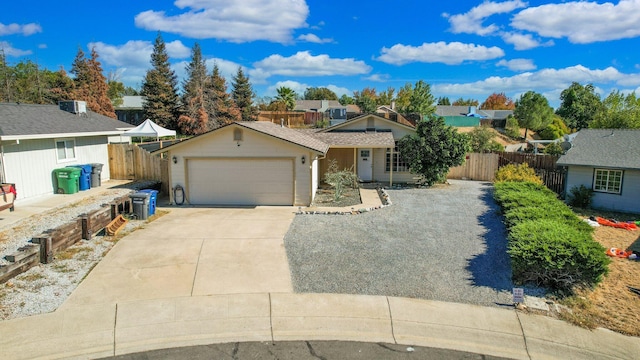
593, 169, 623, 194
233, 128, 243, 141
385, 141, 409, 172
55, 139, 76, 162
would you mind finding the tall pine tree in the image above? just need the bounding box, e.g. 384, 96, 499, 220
70, 47, 115, 117
142, 33, 180, 129
178, 43, 209, 135
206, 63, 240, 126
231, 67, 257, 121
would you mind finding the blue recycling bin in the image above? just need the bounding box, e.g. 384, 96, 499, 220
67, 164, 92, 191
139, 189, 159, 216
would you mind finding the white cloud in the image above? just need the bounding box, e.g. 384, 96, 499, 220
266, 80, 309, 96
252, 51, 371, 78
377, 42, 504, 65
501, 32, 554, 50
443, 0, 528, 35
135, 0, 309, 43
297, 33, 333, 44
496, 58, 536, 71
89, 40, 190, 68
433, 65, 638, 98
0, 41, 32, 56
511, 0, 640, 43
364, 74, 391, 82
0, 22, 42, 36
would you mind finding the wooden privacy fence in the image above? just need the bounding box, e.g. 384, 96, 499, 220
448, 153, 500, 181
108, 144, 170, 194
497, 152, 559, 171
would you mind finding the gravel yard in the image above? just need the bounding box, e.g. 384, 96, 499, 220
284, 180, 545, 307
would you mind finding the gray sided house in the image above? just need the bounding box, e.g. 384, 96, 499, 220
557, 129, 640, 214
0, 102, 133, 201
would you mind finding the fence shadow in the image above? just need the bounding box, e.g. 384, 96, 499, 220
465, 183, 514, 293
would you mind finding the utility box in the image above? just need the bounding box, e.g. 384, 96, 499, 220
130, 192, 150, 220
53, 168, 80, 194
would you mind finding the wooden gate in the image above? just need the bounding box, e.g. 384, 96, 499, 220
108, 144, 170, 194
448, 153, 500, 181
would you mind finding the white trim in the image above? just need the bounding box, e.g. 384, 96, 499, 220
593, 168, 623, 194
0, 131, 127, 141
55, 138, 77, 163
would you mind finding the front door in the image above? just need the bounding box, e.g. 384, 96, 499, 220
357, 148, 372, 181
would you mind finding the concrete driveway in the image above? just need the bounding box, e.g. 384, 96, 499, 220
61, 206, 296, 309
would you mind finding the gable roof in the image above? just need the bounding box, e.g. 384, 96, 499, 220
294, 100, 342, 112
155, 121, 329, 154
319, 113, 416, 133
0, 103, 132, 141
557, 129, 640, 170
309, 131, 395, 148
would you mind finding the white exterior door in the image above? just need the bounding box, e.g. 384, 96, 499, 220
357, 148, 373, 181
187, 158, 294, 206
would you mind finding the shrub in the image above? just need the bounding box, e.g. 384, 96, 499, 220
324, 159, 359, 200
505, 115, 520, 138
567, 185, 594, 209
543, 142, 564, 155
508, 219, 609, 290
495, 163, 543, 184
468, 125, 504, 152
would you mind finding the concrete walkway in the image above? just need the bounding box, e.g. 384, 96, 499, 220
1, 187, 639, 359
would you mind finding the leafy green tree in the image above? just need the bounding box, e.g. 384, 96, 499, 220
142, 33, 180, 129
206, 63, 241, 126
178, 43, 210, 134
353, 87, 377, 113
505, 115, 520, 138
303, 87, 338, 100
108, 80, 126, 107
274, 86, 298, 110
468, 125, 504, 152
590, 90, 640, 129
480, 92, 514, 110
514, 91, 554, 139
452, 97, 479, 106
538, 114, 570, 140
339, 94, 354, 106
398, 115, 471, 186
437, 96, 451, 105
556, 82, 602, 130
377, 87, 395, 106
42, 68, 74, 104
10, 60, 41, 103
395, 80, 436, 116
231, 66, 257, 121
543, 142, 564, 155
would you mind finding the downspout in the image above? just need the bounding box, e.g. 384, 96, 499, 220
390, 146, 394, 186
0, 142, 6, 184
353, 148, 357, 176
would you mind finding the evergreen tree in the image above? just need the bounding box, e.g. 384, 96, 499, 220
514, 91, 554, 139
231, 67, 257, 121
206, 63, 240, 125
142, 33, 180, 129
43, 68, 74, 105
178, 43, 210, 134
437, 96, 451, 105
86, 47, 116, 117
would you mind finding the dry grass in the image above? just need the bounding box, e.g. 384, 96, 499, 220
559, 215, 640, 336
55, 246, 92, 261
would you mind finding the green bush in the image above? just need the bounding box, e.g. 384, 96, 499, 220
505, 115, 520, 138
567, 185, 594, 209
494, 181, 609, 292
495, 163, 543, 184
324, 159, 359, 200
508, 219, 609, 290
543, 142, 564, 155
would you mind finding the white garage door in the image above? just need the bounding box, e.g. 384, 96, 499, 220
187, 158, 294, 205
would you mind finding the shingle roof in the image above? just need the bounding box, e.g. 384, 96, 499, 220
556, 129, 640, 170
435, 105, 471, 117
294, 100, 342, 112
237, 121, 329, 154
0, 103, 132, 140
309, 131, 395, 148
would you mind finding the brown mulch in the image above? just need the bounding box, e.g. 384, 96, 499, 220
310, 187, 362, 208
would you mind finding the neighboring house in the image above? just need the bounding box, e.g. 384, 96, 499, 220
156, 121, 328, 206
436, 105, 483, 127
0, 102, 133, 201
156, 114, 417, 206
294, 100, 348, 126
477, 109, 513, 128
557, 129, 640, 214
114, 95, 145, 126
308, 114, 416, 184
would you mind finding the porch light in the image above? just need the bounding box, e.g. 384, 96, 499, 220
301, 155, 306, 164
172, 156, 178, 164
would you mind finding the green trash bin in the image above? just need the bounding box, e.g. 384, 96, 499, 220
53, 168, 81, 194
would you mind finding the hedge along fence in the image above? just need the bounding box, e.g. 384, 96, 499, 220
0, 196, 133, 284
494, 181, 610, 291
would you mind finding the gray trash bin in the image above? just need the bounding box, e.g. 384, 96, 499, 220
130, 192, 150, 220
90, 163, 103, 188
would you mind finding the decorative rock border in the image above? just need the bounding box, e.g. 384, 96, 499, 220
297, 187, 392, 215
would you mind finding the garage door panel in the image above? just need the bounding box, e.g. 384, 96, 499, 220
187, 159, 294, 206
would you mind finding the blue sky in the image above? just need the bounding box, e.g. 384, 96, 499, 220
2, 0, 640, 107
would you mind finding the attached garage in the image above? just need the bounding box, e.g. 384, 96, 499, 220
157, 122, 328, 206
187, 158, 294, 206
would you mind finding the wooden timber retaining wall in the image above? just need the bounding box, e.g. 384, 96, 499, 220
0, 196, 133, 283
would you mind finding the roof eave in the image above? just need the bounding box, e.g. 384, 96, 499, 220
0, 130, 128, 141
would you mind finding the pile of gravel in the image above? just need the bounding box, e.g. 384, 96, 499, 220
0, 181, 158, 320
284, 180, 547, 307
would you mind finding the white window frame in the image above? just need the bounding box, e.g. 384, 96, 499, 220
593, 168, 623, 194
385, 141, 409, 172
55, 138, 76, 163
